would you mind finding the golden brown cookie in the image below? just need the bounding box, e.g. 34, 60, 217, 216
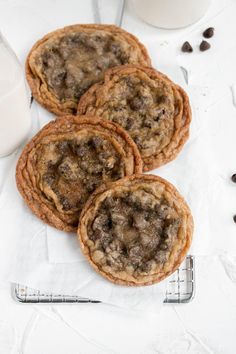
26, 24, 151, 115
78, 174, 193, 286
78, 65, 191, 171
16, 116, 142, 232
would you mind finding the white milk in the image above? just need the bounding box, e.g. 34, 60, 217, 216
0, 34, 31, 157
131, 0, 212, 29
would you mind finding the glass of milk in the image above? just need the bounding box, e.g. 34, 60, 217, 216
131, 0, 212, 29
0, 33, 31, 157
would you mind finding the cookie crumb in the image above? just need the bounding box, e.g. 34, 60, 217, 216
203, 27, 214, 38
181, 41, 193, 53
200, 40, 211, 52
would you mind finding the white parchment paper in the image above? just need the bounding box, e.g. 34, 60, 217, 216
0, 44, 220, 310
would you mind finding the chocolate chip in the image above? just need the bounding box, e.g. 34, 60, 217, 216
93, 214, 110, 232
200, 40, 211, 52
125, 118, 133, 130
129, 245, 143, 267
231, 174, 236, 183
60, 196, 72, 211
43, 173, 56, 186
129, 96, 145, 111
76, 145, 88, 157
91, 136, 103, 149
157, 95, 167, 104
154, 250, 167, 263
57, 141, 70, 154
154, 108, 165, 121
233, 215, 236, 223
86, 179, 99, 193
74, 85, 87, 99
133, 136, 143, 148
181, 41, 193, 53
140, 262, 152, 273
89, 229, 103, 242
109, 42, 122, 56
203, 27, 214, 38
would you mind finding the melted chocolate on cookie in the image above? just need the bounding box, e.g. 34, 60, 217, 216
40, 32, 132, 104
101, 75, 176, 157
36, 134, 124, 225
88, 188, 181, 276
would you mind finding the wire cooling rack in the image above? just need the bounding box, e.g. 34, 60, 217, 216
12, 255, 195, 304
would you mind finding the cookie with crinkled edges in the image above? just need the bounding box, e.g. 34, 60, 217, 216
16, 115, 142, 232
78, 65, 191, 171
78, 174, 193, 286
26, 24, 151, 116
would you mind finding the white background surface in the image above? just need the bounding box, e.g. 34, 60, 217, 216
0, 0, 236, 353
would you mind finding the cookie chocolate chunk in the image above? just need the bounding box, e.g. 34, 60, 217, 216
26, 24, 151, 115
78, 65, 191, 171
181, 41, 193, 53
200, 40, 211, 52
203, 27, 214, 39
16, 116, 142, 232
79, 174, 193, 286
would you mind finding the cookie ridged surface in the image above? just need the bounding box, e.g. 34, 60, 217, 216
78, 174, 193, 286
78, 65, 191, 171
26, 24, 151, 115
16, 116, 142, 232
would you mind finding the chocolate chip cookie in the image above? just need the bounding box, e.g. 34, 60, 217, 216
26, 24, 151, 115
78, 65, 191, 171
16, 116, 142, 232
78, 174, 193, 286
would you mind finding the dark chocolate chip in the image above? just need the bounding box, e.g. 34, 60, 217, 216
203, 27, 214, 38
89, 229, 102, 242
125, 118, 133, 130
59, 196, 72, 211
91, 136, 103, 149
181, 41, 193, 53
157, 95, 167, 104
140, 262, 152, 273
76, 145, 88, 157
231, 174, 236, 183
86, 179, 100, 192
133, 135, 143, 148
233, 215, 236, 223
57, 141, 70, 154
129, 96, 145, 111
154, 109, 165, 121
200, 40, 211, 52
43, 173, 56, 186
